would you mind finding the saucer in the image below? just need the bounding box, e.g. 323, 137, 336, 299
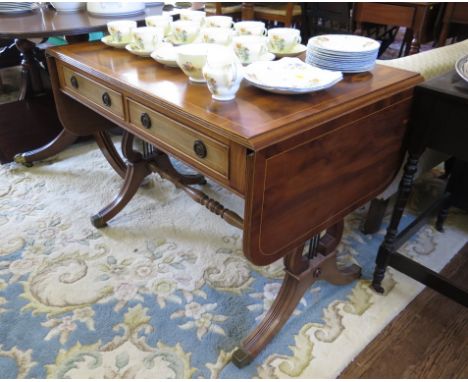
125, 44, 153, 57
150, 44, 179, 67
269, 44, 307, 58
101, 35, 128, 49
241, 52, 275, 65
164, 34, 202, 46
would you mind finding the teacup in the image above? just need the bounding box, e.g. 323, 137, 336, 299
205, 15, 233, 29
170, 20, 200, 45
107, 20, 137, 44
203, 45, 243, 101
201, 27, 233, 45
267, 28, 301, 53
234, 21, 266, 36
177, 43, 217, 82
179, 9, 206, 26
145, 15, 173, 37
232, 35, 268, 64
131, 27, 162, 52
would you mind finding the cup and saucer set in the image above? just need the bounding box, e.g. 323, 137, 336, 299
102, 21, 159, 57
266, 27, 307, 58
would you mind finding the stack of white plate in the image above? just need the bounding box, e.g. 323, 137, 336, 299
306, 34, 380, 73
0, 2, 36, 14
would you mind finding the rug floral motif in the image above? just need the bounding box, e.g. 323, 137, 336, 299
0, 141, 467, 378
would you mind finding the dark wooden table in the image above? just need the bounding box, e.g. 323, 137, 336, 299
372, 69, 468, 307
0, 5, 163, 164
42, 41, 421, 366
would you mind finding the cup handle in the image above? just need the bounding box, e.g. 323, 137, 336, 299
263, 28, 268, 36
295, 35, 302, 45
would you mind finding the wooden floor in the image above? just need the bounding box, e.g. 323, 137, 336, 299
340, 243, 468, 378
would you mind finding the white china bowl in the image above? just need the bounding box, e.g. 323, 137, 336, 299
176, 43, 217, 83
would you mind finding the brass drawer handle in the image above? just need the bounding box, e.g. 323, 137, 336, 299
140, 112, 151, 129
102, 92, 112, 107
70, 75, 78, 89
193, 140, 207, 158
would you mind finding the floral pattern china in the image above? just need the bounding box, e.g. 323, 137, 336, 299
244, 57, 343, 94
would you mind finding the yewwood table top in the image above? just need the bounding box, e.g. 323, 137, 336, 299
48, 41, 421, 150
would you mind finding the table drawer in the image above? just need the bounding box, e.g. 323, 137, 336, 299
128, 99, 229, 178
61, 65, 124, 119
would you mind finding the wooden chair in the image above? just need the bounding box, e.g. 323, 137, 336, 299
204, 2, 242, 21
437, 2, 468, 46
242, 2, 302, 28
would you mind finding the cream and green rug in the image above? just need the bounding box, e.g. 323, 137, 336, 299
0, 140, 467, 378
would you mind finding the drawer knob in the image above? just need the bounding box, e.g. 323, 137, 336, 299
140, 112, 152, 129
70, 75, 78, 89
102, 92, 112, 107
193, 140, 207, 159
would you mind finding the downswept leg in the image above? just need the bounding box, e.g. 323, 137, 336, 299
232, 222, 361, 368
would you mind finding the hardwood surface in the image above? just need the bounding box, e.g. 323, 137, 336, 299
39, 41, 422, 366
341, 243, 468, 379
49, 42, 421, 150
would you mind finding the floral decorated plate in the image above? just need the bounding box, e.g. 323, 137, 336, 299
269, 44, 307, 58
244, 57, 342, 94
101, 35, 128, 49
150, 43, 179, 67
125, 43, 153, 57
455, 54, 468, 83
308, 34, 380, 53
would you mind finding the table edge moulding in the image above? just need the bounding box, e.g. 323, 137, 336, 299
18, 41, 423, 367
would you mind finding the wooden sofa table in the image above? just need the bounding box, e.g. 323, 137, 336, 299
44, 41, 421, 367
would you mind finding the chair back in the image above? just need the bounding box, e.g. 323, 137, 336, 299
437, 2, 468, 46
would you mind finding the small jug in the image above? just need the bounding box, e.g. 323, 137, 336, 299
202, 46, 243, 101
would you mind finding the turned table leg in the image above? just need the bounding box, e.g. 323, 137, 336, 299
15, 38, 44, 101
372, 152, 420, 293
232, 221, 361, 368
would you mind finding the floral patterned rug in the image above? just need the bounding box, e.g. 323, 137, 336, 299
0, 140, 467, 378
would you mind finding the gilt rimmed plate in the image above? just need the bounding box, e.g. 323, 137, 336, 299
455, 54, 468, 83
244, 57, 342, 94
101, 35, 128, 49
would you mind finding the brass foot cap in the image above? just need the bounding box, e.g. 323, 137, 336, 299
90, 214, 107, 228
13, 154, 33, 167
371, 283, 385, 294
232, 348, 253, 369
198, 176, 207, 185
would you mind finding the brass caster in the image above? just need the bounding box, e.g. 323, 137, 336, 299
231, 347, 253, 369
13, 153, 33, 167
371, 283, 385, 294
198, 176, 207, 185
90, 214, 107, 228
